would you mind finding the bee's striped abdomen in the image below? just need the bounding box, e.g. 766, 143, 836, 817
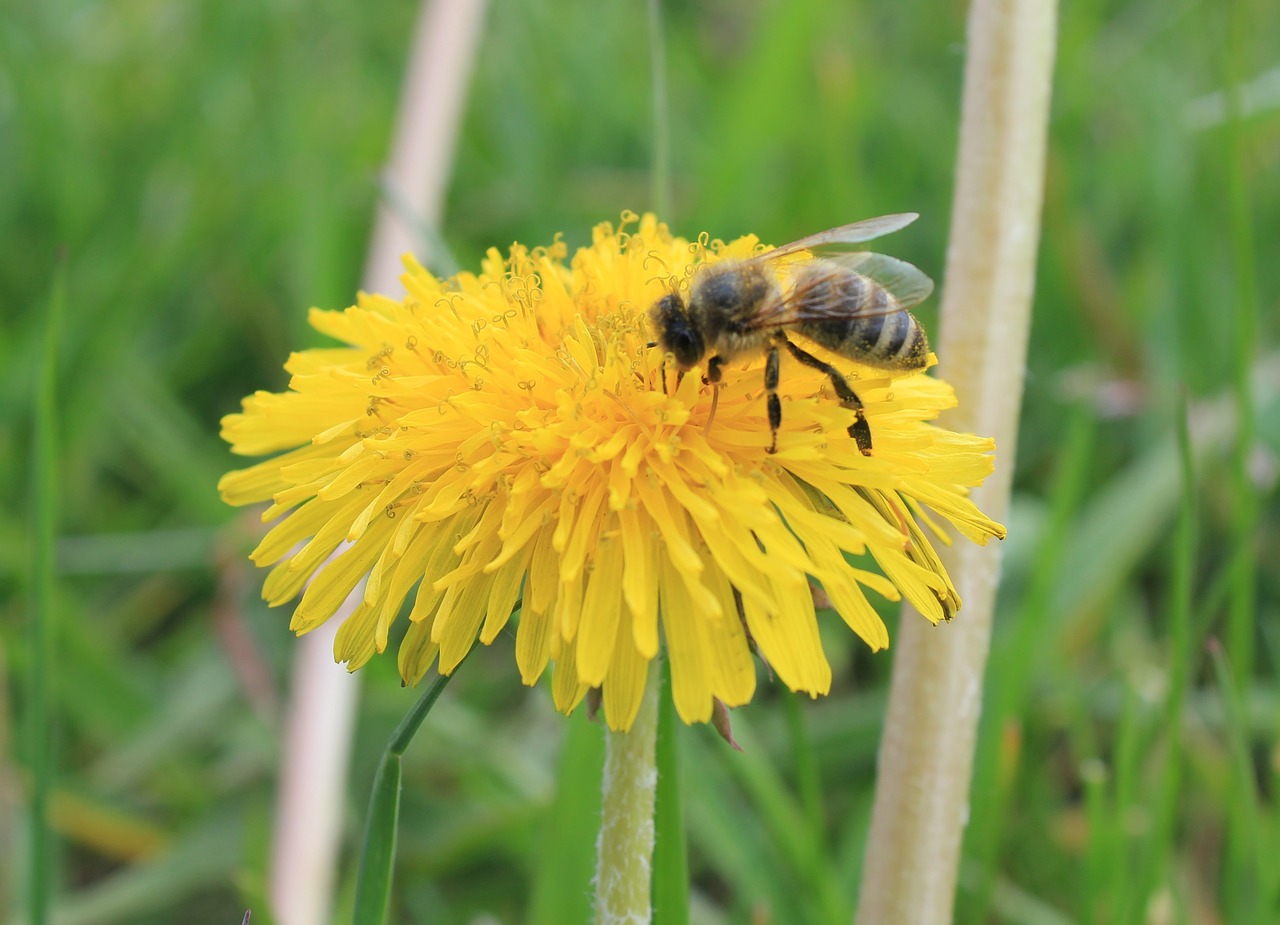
792, 266, 929, 372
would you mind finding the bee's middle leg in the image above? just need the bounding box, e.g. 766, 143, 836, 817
765, 344, 782, 453
779, 336, 873, 455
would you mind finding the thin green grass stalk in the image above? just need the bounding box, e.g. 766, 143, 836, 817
717, 714, 844, 924
1145, 396, 1196, 916
647, 0, 672, 220
781, 689, 823, 843
1221, 8, 1263, 917
351, 667, 460, 925
855, 0, 1056, 919
1075, 723, 1109, 921
967, 405, 1095, 920
681, 729, 804, 921
528, 713, 604, 925
781, 693, 842, 925
652, 658, 688, 925
1207, 642, 1266, 924
1223, 0, 1259, 688
27, 260, 66, 925
1109, 679, 1144, 921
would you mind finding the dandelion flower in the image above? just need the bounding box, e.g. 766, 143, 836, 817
219, 212, 1006, 731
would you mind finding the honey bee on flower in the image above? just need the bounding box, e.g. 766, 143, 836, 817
220, 212, 1005, 731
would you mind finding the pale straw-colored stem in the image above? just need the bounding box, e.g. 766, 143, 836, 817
268, 614, 358, 925
855, 2, 1056, 924
595, 660, 661, 925
267, 3, 487, 924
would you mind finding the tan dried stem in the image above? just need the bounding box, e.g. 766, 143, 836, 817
855, 2, 1057, 923
267, 3, 487, 924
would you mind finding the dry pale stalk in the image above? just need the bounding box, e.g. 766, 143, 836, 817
856, 2, 1057, 923
268, 3, 487, 924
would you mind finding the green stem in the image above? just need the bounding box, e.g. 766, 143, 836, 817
595, 659, 661, 925
351, 666, 461, 925
652, 657, 689, 925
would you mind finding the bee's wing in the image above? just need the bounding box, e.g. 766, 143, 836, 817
759, 213, 919, 261
745, 254, 934, 331
825, 252, 935, 310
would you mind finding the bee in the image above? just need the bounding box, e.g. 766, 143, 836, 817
649, 212, 934, 455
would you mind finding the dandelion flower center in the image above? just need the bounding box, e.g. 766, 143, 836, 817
219, 213, 1006, 730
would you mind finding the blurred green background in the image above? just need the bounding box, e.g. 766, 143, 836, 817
3, 0, 1278, 923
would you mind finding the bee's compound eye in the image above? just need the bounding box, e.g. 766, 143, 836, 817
652, 293, 704, 369
668, 331, 702, 368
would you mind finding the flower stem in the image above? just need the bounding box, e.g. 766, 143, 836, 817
595, 659, 661, 925
856, 1, 1057, 923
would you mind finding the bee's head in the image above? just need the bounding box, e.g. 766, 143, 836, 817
650, 292, 704, 370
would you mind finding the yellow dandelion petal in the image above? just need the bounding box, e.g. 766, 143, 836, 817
479, 549, 530, 645
397, 616, 441, 686
515, 596, 554, 685
617, 506, 659, 647
250, 497, 340, 567
701, 566, 756, 707
659, 554, 715, 725
217, 440, 339, 504
576, 530, 626, 686
220, 213, 1007, 730
334, 602, 379, 671
551, 568, 586, 648
551, 634, 590, 717
291, 514, 397, 634
601, 606, 649, 731
742, 569, 832, 697
525, 523, 560, 620
435, 577, 493, 673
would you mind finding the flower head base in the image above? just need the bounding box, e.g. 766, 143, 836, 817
220, 212, 1006, 731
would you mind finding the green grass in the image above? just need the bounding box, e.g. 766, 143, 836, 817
3, 0, 1278, 923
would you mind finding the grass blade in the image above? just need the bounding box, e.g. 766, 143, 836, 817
27, 258, 67, 925
652, 658, 688, 925
1207, 640, 1266, 924
527, 710, 604, 925
351, 667, 459, 925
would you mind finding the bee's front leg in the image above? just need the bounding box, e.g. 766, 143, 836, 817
703, 355, 726, 437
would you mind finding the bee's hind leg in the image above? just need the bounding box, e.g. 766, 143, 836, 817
779, 336, 873, 455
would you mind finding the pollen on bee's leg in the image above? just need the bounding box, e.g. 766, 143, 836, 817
848, 414, 874, 456
766, 392, 782, 454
